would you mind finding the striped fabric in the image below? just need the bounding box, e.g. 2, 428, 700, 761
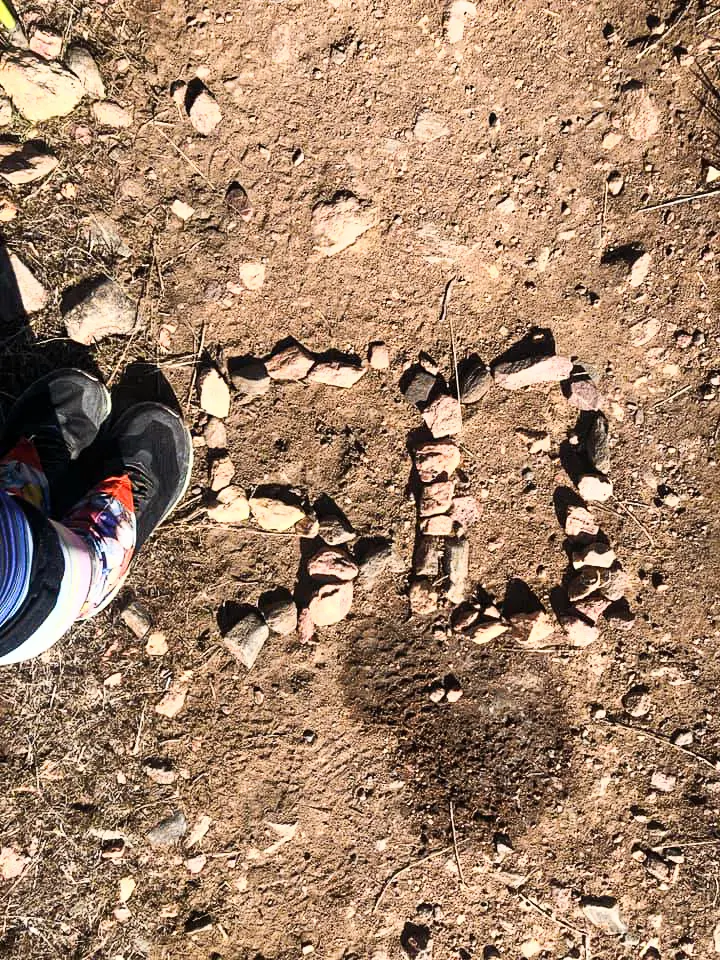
0, 489, 32, 626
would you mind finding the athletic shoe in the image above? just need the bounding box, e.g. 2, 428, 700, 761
102, 402, 193, 550
1, 369, 111, 491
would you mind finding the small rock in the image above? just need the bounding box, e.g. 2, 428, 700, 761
0, 51, 84, 121
402, 367, 438, 407
120, 600, 152, 638
229, 359, 270, 403
80, 213, 131, 258
607, 170, 624, 195
619, 82, 660, 141
249, 491, 305, 532
578, 473, 613, 502
0, 140, 58, 185
0, 847, 26, 880
225, 181, 253, 221
599, 566, 629, 602
643, 849, 679, 885
204, 417, 227, 450
259, 595, 297, 635
419, 515, 456, 536
581, 896, 627, 935
145, 631, 169, 657
118, 875, 136, 902
238, 261, 265, 291
155, 671, 192, 718
265, 340, 315, 381
444, 0, 477, 43
706, 165, 720, 185
223, 609, 269, 668
585, 412, 610, 474
449, 495, 481, 531
308, 581, 353, 626
443, 536, 468, 605
419, 479, 455, 517
629, 251, 651, 287
207, 485, 249, 523
413, 535, 440, 577
171, 199, 194, 221
307, 547, 359, 581
28, 28, 62, 61
445, 678, 463, 703
188, 86, 222, 135
496, 196, 516, 215
65, 44, 106, 99
467, 619, 509, 644
92, 101, 133, 128
63, 277, 135, 345
458, 355, 491, 403
401, 921, 432, 960
185, 854, 207, 874
147, 810, 187, 848
568, 567, 603, 602
368, 341, 390, 369
317, 513, 355, 545
560, 614, 599, 647
413, 110, 450, 143
311, 191, 375, 257
295, 514, 319, 538
573, 542, 616, 569
209, 456, 235, 492
602, 130, 623, 149
413, 441, 461, 482
143, 758, 176, 785
492, 354, 573, 390
1, 253, 48, 315
423, 394, 462, 438
297, 606, 315, 643
510, 610, 556, 648
356, 539, 392, 585
671, 729, 693, 747
565, 504, 599, 541
567, 378, 603, 411
520, 940, 541, 959
198, 367, 230, 419
409, 577, 438, 616
0, 198, 17, 221
574, 595, 610, 623
307, 359, 366, 388
650, 770, 676, 793
621, 684, 650, 717
428, 681, 445, 704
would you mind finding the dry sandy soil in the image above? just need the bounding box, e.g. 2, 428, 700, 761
3, 0, 720, 958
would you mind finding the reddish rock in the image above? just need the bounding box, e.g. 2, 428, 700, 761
413, 535, 440, 577
307, 360, 366, 388
449, 495, 481, 530
565, 505, 599, 541
510, 610, 557, 648
567, 379, 603, 411
307, 547, 359, 582
574, 595, 611, 623
419, 515, 456, 536
419, 480, 455, 517
297, 607, 315, 643
422, 394, 463, 437
413, 440, 461, 482
308, 581, 353, 626
265, 341, 315, 381
492, 354, 573, 390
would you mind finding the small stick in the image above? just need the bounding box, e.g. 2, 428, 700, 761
637, 0, 691, 59
449, 800, 467, 886
637, 189, 720, 213
372, 839, 470, 913
596, 715, 720, 776
611, 497, 655, 548
697, 6, 720, 24
653, 383, 693, 408
600, 179, 608, 245
517, 892, 590, 956
131, 703, 146, 757
154, 126, 216, 190
185, 320, 206, 413
440, 276, 462, 428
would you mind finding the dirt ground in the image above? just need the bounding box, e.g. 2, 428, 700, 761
3, 0, 720, 957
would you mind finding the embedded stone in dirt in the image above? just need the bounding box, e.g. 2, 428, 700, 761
573, 542, 616, 569
566, 377, 603, 411
0, 140, 58, 185
443, 536, 469, 604
297, 606, 315, 643
223, 609, 270, 668
249, 489, 306, 531
409, 577, 439, 615
318, 513, 355, 545
444, 0, 477, 43
400, 921, 433, 960
368, 341, 390, 369
492, 354, 573, 390
0, 198, 16, 220
574, 595, 611, 623
92, 101, 132, 128
413, 110, 450, 143
510, 610, 557, 648
619, 81, 660, 141
419, 514, 456, 536
600, 567, 629, 601
581, 896, 627, 935
308, 547, 359, 581
419, 479, 455, 516
568, 567, 603, 601
147, 810, 188, 848
204, 417, 227, 450
308, 581, 353, 626
81, 213, 131, 258
356, 538, 393, 585
265, 340, 315, 381
188, 85, 222, 135
311, 192, 375, 257
629, 251, 651, 287
295, 514, 319, 538
170, 198, 194, 222
0, 51, 84, 121
307, 359, 366, 388
209, 455, 235, 492
413, 441, 461, 481
467, 619, 509, 644
650, 770, 676, 793
622, 684, 651, 718
119, 600, 152, 638
207, 486, 249, 523
402, 367, 438, 407
1, 252, 48, 315
413, 534, 440, 577
238, 261, 265, 291
423, 394, 462, 438
578, 472, 613, 502
458, 355, 491, 403
29, 28, 63, 60
560, 613, 599, 647
65, 44, 106, 99
225, 181, 253, 221
229, 358, 270, 403
607, 170, 624, 196
145, 631, 168, 657
259, 595, 298, 635
565, 504, 599, 541
198, 367, 230, 419
585, 412, 610, 474
62, 277, 135, 344
449, 494, 481, 530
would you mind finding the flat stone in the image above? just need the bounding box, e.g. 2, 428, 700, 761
2, 253, 48, 315
492, 354, 573, 390
368, 342, 390, 369
419, 479, 455, 517
467, 620, 509, 644
565, 504, 599, 541
188, 87, 222, 135
629, 252, 651, 287
574, 595, 611, 623
307, 547, 359, 582
568, 567, 603, 602
223, 609, 269, 668
209, 456, 235, 492
147, 810, 187, 848
419, 515, 457, 536
317, 514, 355, 545
145, 631, 168, 656
0, 140, 58, 185
297, 606, 315, 643
119, 600, 152, 638
230, 359, 270, 402
567, 378, 603, 411
259, 595, 298, 635
581, 896, 627, 935
250, 492, 305, 531
619, 82, 659, 141
599, 566, 629, 602
204, 417, 227, 450
0, 51, 84, 121
510, 610, 557, 648
443, 536, 468, 605
458, 356, 491, 403
448, 495, 481, 530
409, 577, 438, 615
622, 684, 651, 717
308, 581, 353, 626
65, 44, 106, 99
444, 0, 477, 43
560, 614, 600, 647
311, 192, 375, 257
650, 770, 676, 793
29, 28, 63, 60
573, 542, 616, 569
586, 413, 610, 474
238, 261, 265, 291
423, 394, 462, 438
80, 213, 130, 258
356, 539, 392, 585
402, 367, 438, 407
413, 535, 440, 577
413, 110, 449, 143
413, 440, 461, 482
92, 101, 132, 128
578, 473, 613, 502
207, 486, 249, 523
307, 360, 366, 388
198, 367, 230, 419
63, 278, 135, 344
265, 341, 315, 381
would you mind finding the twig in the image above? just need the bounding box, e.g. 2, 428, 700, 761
185, 320, 206, 413
697, 6, 720, 24
653, 383, 693, 408
611, 497, 655, 548
600, 179, 608, 246
449, 800, 467, 886
637, 0, 691, 59
596, 715, 720, 776
372, 839, 470, 913
637, 189, 720, 213
154, 126, 216, 189
517, 892, 591, 958
131, 703, 146, 757
440, 276, 462, 429
652, 837, 720, 850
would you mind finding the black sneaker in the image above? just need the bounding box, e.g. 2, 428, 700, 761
1, 369, 111, 491
103, 402, 193, 550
